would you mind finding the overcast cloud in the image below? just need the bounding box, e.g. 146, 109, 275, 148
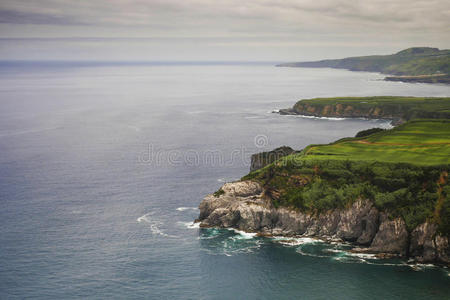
0, 0, 448, 60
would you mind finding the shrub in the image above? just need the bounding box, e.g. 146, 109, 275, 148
355, 127, 386, 138
213, 188, 225, 197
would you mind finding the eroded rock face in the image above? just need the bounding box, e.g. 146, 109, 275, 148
198, 181, 380, 241
409, 222, 437, 262
369, 214, 408, 255
197, 181, 450, 265
409, 223, 450, 264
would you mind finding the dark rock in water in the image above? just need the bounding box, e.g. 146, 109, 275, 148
196, 180, 450, 265
250, 146, 295, 172
278, 108, 296, 115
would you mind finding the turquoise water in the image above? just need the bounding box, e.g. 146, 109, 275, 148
0, 62, 449, 299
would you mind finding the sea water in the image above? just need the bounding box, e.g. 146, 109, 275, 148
0, 62, 449, 299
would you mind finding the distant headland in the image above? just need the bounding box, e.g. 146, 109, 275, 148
277, 47, 450, 84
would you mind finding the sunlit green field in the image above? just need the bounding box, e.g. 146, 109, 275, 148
303, 119, 450, 165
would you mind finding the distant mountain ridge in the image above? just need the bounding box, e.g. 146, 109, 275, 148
277, 47, 450, 84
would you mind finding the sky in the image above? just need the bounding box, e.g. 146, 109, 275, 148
0, 0, 449, 61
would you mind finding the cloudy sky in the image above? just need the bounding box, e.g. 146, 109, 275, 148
0, 0, 449, 61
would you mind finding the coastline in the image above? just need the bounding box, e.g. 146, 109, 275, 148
195, 180, 450, 266
276, 108, 403, 126
275, 47, 450, 85
195, 99, 450, 266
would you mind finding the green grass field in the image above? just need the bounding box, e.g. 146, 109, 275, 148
303, 119, 450, 165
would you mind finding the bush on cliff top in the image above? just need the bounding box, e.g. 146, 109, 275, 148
355, 127, 386, 138
243, 159, 449, 234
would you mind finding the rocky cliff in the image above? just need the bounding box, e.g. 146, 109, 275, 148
385, 74, 450, 84
280, 102, 403, 121
278, 96, 450, 124
196, 181, 450, 265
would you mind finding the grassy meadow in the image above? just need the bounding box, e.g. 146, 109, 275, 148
303, 119, 450, 165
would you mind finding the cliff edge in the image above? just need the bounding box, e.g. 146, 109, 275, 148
278, 96, 450, 124
197, 181, 449, 265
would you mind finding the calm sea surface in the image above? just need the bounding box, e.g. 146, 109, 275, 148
0, 62, 449, 299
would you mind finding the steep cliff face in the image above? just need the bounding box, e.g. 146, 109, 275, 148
291, 103, 398, 119
278, 97, 450, 123
197, 181, 450, 265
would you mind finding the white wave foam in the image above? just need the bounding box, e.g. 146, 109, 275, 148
137, 213, 176, 238
176, 207, 198, 211
136, 214, 149, 223
346, 252, 377, 259
289, 115, 347, 121
324, 248, 346, 254
276, 239, 304, 246
230, 229, 257, 239
178, 221, 200, 229
273, 236, 323, 246
408, 263, 436, 271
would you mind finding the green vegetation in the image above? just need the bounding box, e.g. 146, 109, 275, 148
291, 96, 450, 120
250, 146, 295, 171
277, 47, 450, 83
303, 120, 450, 165
355, 128, 385, 138
213, 188, 225, 197
242, 120, 450, 234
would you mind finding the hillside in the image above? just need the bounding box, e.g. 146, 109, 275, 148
277, 47, 450, 84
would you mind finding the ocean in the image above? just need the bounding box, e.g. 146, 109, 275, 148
0, 62, 449, 299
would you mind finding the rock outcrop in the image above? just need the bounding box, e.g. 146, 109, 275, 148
250, 146, 295, 172
196, 180, 450, 265
385, 74, 450, 84
289, 102, 401, 120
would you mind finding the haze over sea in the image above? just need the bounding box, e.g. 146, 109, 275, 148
0, 62, 449, 299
